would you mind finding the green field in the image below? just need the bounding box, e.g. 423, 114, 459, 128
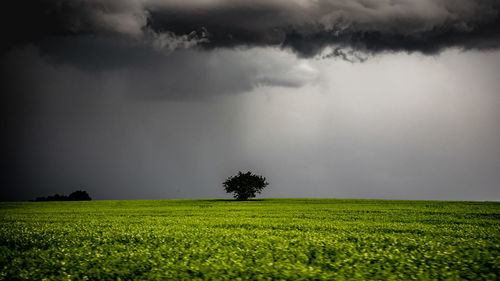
1, 199, 499, 280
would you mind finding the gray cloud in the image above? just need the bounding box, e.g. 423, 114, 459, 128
18, 34, 316, 100
3, 43, 318, 100
122, 48, 319, 99
2, 0, 500, 58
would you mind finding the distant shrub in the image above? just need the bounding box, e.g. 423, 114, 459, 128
32, 190, 91, 201
67, 190, 92, 201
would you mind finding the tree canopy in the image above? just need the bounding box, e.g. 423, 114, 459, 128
223, 171, 269, 201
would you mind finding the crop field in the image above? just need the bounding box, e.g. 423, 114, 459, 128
1, 199, 499, 280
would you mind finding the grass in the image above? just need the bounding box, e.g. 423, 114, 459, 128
0, 198, 499, 280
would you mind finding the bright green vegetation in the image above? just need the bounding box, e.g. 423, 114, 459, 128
1, 199, 499, 280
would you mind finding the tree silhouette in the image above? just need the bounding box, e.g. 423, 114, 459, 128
32, 190, 91, 201
223, 171, 269, 201
67, 190, 91, 201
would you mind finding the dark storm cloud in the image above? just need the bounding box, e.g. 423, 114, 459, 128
2, 0, 500, 58
148, 0, 500, 56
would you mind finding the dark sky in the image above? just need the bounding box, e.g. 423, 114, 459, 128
1, 0, 500, 201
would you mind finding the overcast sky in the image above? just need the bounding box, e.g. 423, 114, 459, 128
1, 0, 500, 201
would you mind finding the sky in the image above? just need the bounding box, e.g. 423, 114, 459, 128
1, 0, 500, 201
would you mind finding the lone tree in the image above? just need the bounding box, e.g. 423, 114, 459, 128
223, 171, 269, 201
